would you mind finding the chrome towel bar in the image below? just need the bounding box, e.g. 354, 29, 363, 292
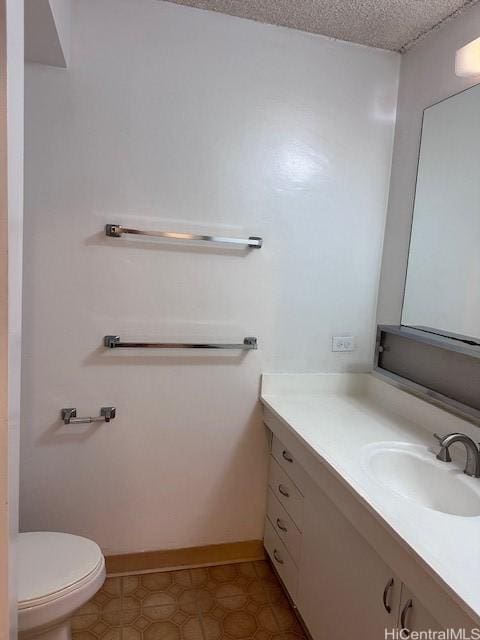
105, 224, 262, 248
104, 336, 258, 350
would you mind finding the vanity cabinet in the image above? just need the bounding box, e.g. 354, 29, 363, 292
264, 437, 305, 602
297, 495, 402, 640
264, 429, 444, 639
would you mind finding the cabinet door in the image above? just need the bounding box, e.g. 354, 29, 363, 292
297, 493, 401, 640
398, 586, 443, 636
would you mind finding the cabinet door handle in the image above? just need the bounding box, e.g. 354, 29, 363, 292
276, 518, 288, 532
278, 484, 290, 498
400, 599, 413, 636
282, 450, 294, 463
273, 549, 284, 564
382, 578, 394, 613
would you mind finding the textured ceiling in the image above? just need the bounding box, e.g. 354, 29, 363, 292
162, 0, 478, 51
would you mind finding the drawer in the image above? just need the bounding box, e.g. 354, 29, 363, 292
271, 434, 308, 494
267, 488, 302, 566
264, 518, 298, 601
268, 456, 304, 530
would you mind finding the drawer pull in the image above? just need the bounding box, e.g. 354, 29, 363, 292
276, 518, 288, 532
282, 450, 294, 463
400, 599, 413, 637
382, 578, 394, 613
278, 484, 290, 498
273, 549, 284, 564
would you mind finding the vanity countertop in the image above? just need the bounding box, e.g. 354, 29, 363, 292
260, 372, 480, 623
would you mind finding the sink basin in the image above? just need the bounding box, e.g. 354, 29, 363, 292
361, 442, 480, 517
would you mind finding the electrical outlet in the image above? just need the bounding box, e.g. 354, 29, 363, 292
332, 336, 355, 352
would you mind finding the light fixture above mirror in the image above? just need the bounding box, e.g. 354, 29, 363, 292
455, 37, 480, 78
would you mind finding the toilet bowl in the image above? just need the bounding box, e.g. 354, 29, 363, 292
18, 532, 106, 640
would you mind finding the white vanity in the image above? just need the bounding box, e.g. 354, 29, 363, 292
260, 373, 480, 637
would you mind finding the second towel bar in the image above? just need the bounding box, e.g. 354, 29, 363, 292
105, 224, 262, 248
104, 336, 258, 350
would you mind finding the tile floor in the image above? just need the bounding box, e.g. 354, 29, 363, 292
71, 560, 307, 640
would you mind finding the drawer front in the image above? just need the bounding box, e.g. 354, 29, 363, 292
271, 434, 308, 494
264, 518, 298, 601
267, 489, 302, 566
268, 456, 304, 530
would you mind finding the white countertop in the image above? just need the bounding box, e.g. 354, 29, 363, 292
261, 372, 480, 623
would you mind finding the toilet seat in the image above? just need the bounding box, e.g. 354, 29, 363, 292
18, 532, 106, 640
19, 532, 104, 609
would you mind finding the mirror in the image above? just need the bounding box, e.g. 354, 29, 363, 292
401, 83, 480, 343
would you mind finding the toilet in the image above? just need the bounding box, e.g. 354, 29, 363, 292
18, 532, 106, 640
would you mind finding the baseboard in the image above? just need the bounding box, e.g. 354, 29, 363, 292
105, 539, 266, 576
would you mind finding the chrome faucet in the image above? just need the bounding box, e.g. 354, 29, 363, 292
434, 433, 480, 478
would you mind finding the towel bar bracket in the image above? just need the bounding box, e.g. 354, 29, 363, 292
105, 224, 123, 238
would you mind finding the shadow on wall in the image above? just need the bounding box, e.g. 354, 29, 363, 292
36, 420, 104, 446
85, 231, 258, 257
82, 346, 252, 368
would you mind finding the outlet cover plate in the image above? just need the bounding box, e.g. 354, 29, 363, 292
332, 336, 355, 352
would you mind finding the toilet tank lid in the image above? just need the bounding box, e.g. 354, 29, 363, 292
18, 532, 104, 607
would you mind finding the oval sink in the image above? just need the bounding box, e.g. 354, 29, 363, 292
361, 442, 480, 517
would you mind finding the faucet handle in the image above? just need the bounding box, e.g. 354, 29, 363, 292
434, 433, 452, 462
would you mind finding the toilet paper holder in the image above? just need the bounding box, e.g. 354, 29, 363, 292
61, 406, 116, 425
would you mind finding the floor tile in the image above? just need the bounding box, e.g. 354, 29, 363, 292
76, 577, 122, 616
72, 631, 121, 640
122, 605, 203, 640
71, 559, 304, 640
71, 607, 122, 640
123, 570, 193, 610
199, 592, 280, 640
270, 602, 304, 634
252, 563, 283, 604
190, 563, 268, 604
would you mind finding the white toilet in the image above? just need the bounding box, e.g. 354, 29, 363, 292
18, 532, 106, 640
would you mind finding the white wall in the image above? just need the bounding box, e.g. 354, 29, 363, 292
0, 3, 9, 634
25, 0, 70, 68
49, 0, 70, 65
22, 0, 399, 555
377, 2, 480, 325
